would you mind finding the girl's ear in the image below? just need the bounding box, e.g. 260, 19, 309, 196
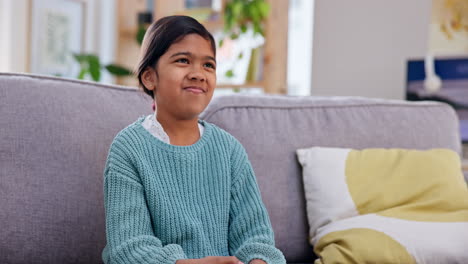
141, 67, 157, 91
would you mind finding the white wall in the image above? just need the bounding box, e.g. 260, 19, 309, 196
0, 0, 6, 71
311, 0, 431, 99
287, 0, 314, 96
96, 0, 117, 84
0, 0, 29, 73
0, 0, 116, 83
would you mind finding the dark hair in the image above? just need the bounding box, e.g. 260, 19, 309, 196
136, 15, 216, 98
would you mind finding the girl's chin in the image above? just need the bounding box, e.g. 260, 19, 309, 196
178, 107, 206, 120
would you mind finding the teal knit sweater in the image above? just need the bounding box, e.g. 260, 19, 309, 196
102, 117, 285, 264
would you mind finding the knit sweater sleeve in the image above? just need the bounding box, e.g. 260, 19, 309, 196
102, 141, 187, 264
228, 143, 286, 264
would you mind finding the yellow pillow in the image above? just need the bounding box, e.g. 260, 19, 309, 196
296, 147, 468, 264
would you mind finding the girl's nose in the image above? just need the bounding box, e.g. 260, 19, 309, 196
187, 68, 206, 82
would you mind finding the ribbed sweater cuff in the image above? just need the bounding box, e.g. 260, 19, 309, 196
235, 243, 286, 264
108, 241, 188, 264
156, 244, 188, 264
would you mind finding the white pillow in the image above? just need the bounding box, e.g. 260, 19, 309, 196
297, 147, 468, 264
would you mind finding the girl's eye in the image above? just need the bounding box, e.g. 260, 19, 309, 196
176, 58, 189, 64
204, 62, 216, 69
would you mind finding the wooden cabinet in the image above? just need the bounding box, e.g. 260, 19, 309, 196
263, 0, 288, 94
115, 0, 288, 94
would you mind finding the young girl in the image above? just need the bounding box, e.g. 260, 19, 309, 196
102, 16, 285, 264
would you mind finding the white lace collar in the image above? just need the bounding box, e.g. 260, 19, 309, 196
141, 111, 204, 144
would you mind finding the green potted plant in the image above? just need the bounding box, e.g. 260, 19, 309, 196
73, 0, 270, 83
72, 54, 133, 82
221, 0, 270, 79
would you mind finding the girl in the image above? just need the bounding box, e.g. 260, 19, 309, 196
102, 16, 285, 264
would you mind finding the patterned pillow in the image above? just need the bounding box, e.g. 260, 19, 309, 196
296, 147, 468, 264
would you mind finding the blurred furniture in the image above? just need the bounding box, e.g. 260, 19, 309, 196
116, 0, 288, 93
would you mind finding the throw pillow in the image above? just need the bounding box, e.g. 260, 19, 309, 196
296, 147, 468, 264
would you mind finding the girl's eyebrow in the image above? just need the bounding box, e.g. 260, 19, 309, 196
170, 52, 216, 63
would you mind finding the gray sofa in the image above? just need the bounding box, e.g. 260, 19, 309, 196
0, 72, 462, 264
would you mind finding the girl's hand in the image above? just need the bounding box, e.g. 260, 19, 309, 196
201, 256, 244, 264
249, 259, 267, 264
176, 256, 244, 264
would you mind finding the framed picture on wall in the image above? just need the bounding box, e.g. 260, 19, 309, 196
29, 0, 85, 77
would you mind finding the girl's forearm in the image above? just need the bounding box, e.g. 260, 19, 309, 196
176, 259, 199, 264
250, 259, 267, 264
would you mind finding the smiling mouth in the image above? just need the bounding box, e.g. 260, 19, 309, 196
183, 86, 206, 94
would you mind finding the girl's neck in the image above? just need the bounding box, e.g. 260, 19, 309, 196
155, 112, 201, 146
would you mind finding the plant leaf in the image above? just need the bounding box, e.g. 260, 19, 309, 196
227, 13, 235, 31
225, 69, 234, 78
136, 26, 146, 45
258, 1, 270, 18
105, 64, 133, 76
232, 1, 243, 18
240, 24, 247, 33
253, 23, 263, 36
87, 55, 101, 81
230, 32, 239, 40
77, 68, 87, 80
249, 2, 261, 22
73, 53, 88, 64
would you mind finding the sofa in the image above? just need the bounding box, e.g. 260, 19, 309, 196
0, 72, 463, 264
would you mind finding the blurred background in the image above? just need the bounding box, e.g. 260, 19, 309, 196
0, 0, 467, 98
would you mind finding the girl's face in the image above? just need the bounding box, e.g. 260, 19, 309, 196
149, 34, 216, 121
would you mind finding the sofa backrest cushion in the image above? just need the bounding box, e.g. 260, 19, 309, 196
0, 73, 151, 264
200, 94, 461, 263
